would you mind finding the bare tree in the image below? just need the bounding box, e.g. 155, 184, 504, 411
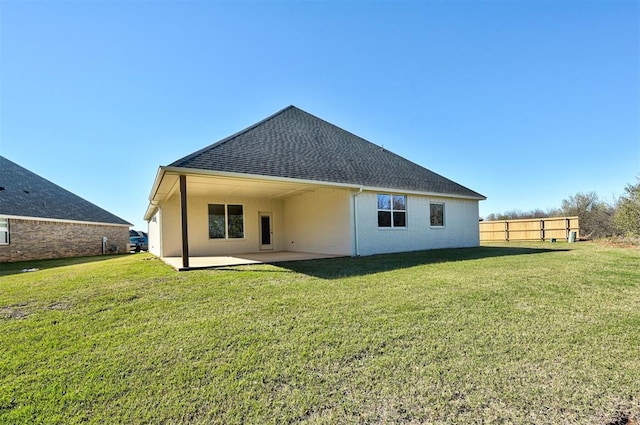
484, 208, 560, 221
561, 192, 617, 239
614, 177, 640, 237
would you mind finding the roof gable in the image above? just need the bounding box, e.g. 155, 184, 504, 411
170, 106, 484, 199
0, 156, 131, 225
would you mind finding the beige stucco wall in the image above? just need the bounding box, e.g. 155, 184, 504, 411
0, 218, 129, 263
354, 192, 480, 256
283, 188, 352, 256
159, 193, 286, 257
158, 194, 182, 257
147, 210, 161, 257
152, 185, 480, 259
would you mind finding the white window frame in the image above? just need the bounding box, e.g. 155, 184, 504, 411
430, 202, 445, 228
208, 204, 245, 240
377, 194, 407, 228
0, 218, 9, 245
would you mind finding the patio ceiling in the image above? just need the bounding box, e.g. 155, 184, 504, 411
154, 172, 331, 202
145, 166, 362, 220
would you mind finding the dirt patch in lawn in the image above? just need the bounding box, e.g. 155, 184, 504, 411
607, 413, 636, 425
0, 303, 30, 319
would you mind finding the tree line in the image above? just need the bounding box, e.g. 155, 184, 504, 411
484, 176, 640, 239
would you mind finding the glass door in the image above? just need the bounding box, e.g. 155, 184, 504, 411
259, 212, 273, 250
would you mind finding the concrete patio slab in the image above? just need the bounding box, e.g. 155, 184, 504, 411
161, 251, 344, 271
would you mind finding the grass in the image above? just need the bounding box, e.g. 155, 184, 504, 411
0, 242, 639, 424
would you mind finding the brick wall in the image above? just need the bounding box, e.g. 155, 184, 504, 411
0, 218, 130, 262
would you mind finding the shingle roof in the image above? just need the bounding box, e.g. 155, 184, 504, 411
0, 156, 131, 225
170, 106, 485, 199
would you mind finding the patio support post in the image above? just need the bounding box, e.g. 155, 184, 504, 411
180, 174, 189, 269
352, 188, 363, 256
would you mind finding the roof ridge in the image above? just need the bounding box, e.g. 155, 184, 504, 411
294, 107, 378, 146
169, 105, 298, 167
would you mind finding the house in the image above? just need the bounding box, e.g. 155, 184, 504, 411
144, 106, 485, 268
0, 156, 131, 262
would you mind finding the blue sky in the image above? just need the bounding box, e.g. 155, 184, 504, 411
1, 0, 638, 230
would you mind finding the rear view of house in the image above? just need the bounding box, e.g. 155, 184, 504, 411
0, 156, 131, 262
145, 106, 485, 268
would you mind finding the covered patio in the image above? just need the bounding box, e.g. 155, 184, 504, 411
146, 169, 355, 269
161, 251, 344, 271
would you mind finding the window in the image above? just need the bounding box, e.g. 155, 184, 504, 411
0, 218, 8, 244
208, 204, 244, 239
430, 203, 445, 227
377, 194, 406, 228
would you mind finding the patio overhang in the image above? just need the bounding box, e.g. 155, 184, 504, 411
144, 166, 359, 221
144, 167, 359, 269
144, 165, 485, 221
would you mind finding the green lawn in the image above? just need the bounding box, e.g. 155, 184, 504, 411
1, 243, 639, 424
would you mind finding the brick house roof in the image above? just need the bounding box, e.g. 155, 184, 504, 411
0, 156, 131, 225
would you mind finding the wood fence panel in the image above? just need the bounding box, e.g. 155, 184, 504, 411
480, 217, 580, 242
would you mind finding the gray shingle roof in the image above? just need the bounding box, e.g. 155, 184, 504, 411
170, 106, 485, 199
0, 156, 131, 225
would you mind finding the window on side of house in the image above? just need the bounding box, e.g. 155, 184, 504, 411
377, 194, 407, 228
430, 203, 445, 227
0, 218, 8, 244
208, 204, 244, 239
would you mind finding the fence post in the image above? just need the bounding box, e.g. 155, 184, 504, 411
505, 221, 509, 241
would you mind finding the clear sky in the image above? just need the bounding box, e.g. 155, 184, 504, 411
1, 0, 638, 230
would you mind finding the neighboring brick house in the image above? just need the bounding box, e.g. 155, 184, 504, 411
0, 156, 131, 262
145, 106, 485, 269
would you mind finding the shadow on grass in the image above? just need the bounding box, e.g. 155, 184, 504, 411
0, 254, 131, 277
269, 246, 570, 279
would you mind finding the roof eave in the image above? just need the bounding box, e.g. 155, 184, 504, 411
160, 166, 365, 189
144, 166, 168, 221
143, 204, 158, 221
147, 166, 166, 202
0, 214, 131, 227
150, 165, 485, 202
359, 186, 486, 201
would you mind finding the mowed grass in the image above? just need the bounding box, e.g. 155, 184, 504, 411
1, 243, 639, 424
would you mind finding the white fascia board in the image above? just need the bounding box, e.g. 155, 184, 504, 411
144, 204, 158, 222
147, 166, 166, 202
159, 166, 363, 190
161, 167, 486, 200
359, 186, 486, 201
146, 166, 486, 212
144, 166, 168, 221
0, 215, 131, 227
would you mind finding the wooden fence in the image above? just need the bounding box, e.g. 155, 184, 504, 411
479, 216, 580, 242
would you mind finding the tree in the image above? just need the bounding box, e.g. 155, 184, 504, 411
561, 192, 617, 239
614, 177, 640, 237
484, 208, 561, 221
